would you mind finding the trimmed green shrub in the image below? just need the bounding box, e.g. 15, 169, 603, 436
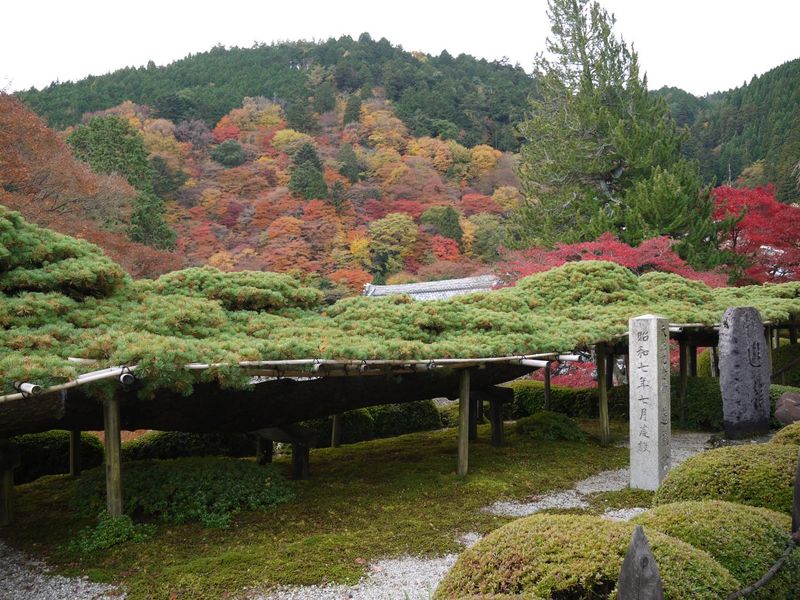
299, 400, 442, 448
772, 421, 800, 445
509, 378, 793, 430
433, 513, 738, 599
10, 431, 104, 484
121, 431, 254, 461
367, 400, 442, 438
72, 457, 294, 528
515, 411, 586, 442
68, 513, 155, 555
654, 443, 798, 514
634, 501, 798, 599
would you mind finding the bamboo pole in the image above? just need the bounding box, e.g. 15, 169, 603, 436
103, 397, 123, 518
597, 345, 610, 446
679, 339, 689, 425
543, 363, 552, 411
458, 369, 470, 477
489, 398, 504, 447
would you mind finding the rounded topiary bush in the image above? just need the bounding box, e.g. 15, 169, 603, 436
771, 421, 800, 446
120, 431, 254, 461
654, 443, 798, 514
515, 411, 586, 442
11, 431, 104, 483
72, 457, 294, 528
633, 501, 798, 599
433, 514, 737, 599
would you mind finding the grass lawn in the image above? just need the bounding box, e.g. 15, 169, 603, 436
2, 420, 632, 599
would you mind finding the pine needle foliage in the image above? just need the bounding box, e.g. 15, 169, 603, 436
3, 208, 800, 396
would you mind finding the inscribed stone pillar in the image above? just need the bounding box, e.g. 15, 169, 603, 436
718, 307, 771, 438
629, 315, 671, 490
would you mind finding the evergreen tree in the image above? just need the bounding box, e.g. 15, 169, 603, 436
67, 116, 153, 190
420, 206, 463, 244
289, 143, 327, 200
150, 156, 187, 198
313, 81, 337, 113
327, 180, 348, 211
211, 140, 245, 167
128, 191, 177, 250
337, 143, 360, 183
285, 99, 317, 133
343, 94, 362, 125
516, 0, 725, 268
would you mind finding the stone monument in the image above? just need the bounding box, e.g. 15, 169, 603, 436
629, 315, 671, 490
718, 307, 771, 438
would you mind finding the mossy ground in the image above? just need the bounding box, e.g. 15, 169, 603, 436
2, 421, 628, 599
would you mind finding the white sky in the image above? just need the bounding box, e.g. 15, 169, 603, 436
2, 0, 799, 97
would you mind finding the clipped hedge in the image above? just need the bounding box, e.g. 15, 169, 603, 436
515, 411, 586, 442
654, 443, 799, 515
10, 430, 104, 484
299, 400, 442, 448
771, 421, 800, 446
72, 457, 294, 528
508, 378, 794, 430
120, 431, 254, 461
433, 513, 738, 599
633, 501, 799, 599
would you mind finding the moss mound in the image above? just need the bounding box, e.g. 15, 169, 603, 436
433, 514, 737, 599
654, 444, 798, 514
634, 501, 799, 599
772, 421, 800, 446
515, 411, 586, 442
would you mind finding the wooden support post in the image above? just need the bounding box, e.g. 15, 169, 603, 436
468, 394, 479, 441
767, 326, 774, 368
624, 353, 630, 385
679, 339, 689, 425
790, 326, 798, 345
0, 440, 17, 527
69, 429, 81, 477
689, 345, 698, 377
488, 398, 504, 447
605, 352, 615, 390
710, 346, 719, 378
793, 449, 800, 534
256, 437, 273, 464
597, 345, 610, 446
618, 525, 664, 599
330, 414, 342, 448
291, 442, 310, 480
543, 363, 552, 410
458, 369, 470, 477
103, 397, 123, 518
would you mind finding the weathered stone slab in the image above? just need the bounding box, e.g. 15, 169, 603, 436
629, 315, 671, 491
775, 392, 800, 426
719, 307, 771, 438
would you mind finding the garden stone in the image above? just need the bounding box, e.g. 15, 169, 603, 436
718, 307, 771, 438
775, 392, 800, 426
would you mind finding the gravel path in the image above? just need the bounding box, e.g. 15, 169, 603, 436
0, 540, 122, 600
484, 431, 711, 518
254, 555, 458, 600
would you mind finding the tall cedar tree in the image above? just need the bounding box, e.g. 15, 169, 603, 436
289, 143, 327, 200
343, 94, 362, 125
516, 0, 728, 269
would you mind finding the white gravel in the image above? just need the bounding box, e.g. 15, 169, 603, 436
0, 539, 122, 600
602, 507, 648, 521
484, 431, 711, 518
254, 554, 458, 600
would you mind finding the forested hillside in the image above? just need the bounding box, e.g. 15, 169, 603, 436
655, 58, 800, 202
16, 35, 534, 151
